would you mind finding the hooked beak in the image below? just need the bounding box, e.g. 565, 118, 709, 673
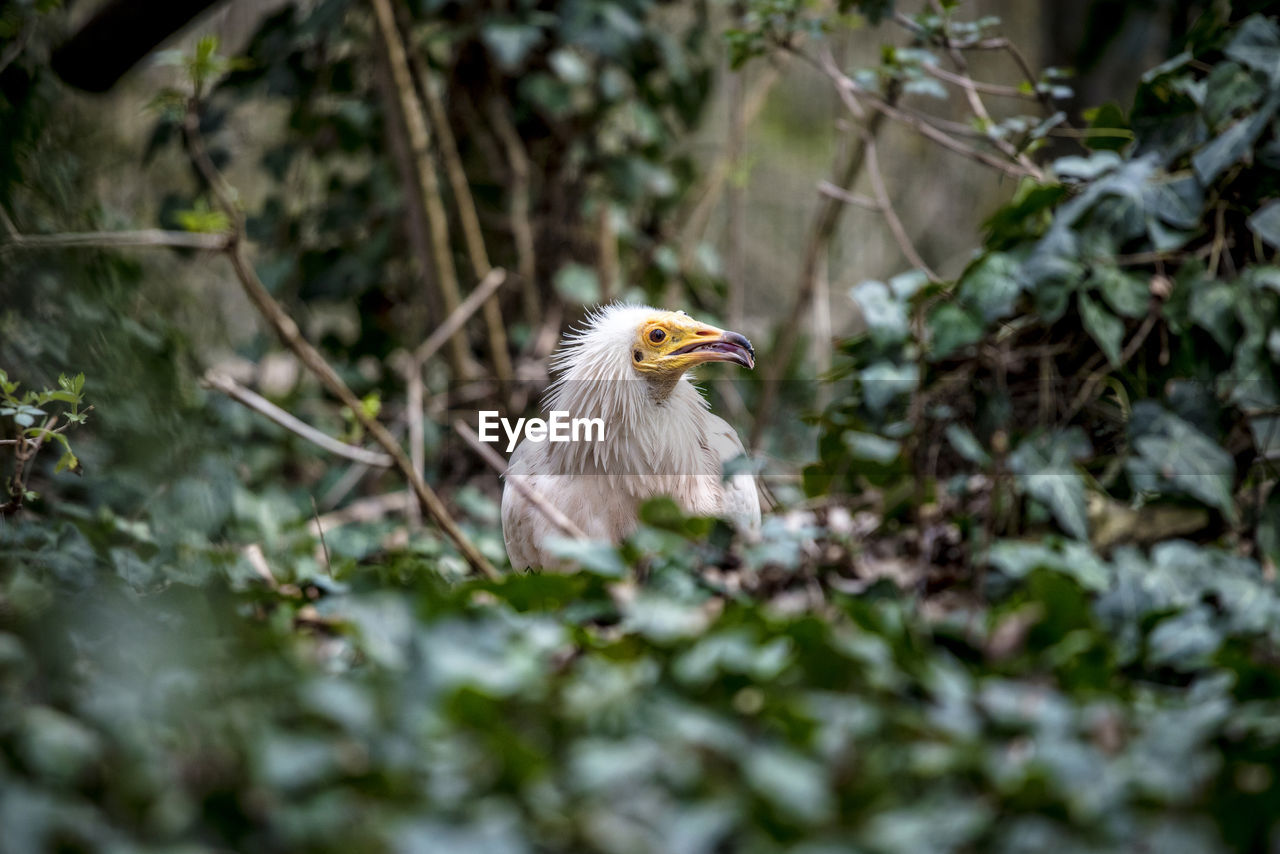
670, 328, 756, 369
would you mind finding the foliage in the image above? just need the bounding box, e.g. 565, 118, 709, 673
5, 2, 1280, 853
820, 12, 1280, 559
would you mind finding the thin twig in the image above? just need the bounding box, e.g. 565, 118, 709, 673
311, 495, 333, 578
309, 490, 414, 536
202, 369, 393, 467
862, 131, 940, 282
749, 67, 892, 451
452, 419, 587, 540
404, 356, 425, 529
923, 0, 1044, 182
369, 0, 471, 379
816, 181, 879, 210
1064, 311, 1158, 422
2, 225, 230, 252
921, 63, 1037, 100
725, 65, 747, 329
413, 268, 508, 364
812, 47, 1033, 180
413, 56, 514, 390
183, 101, 499, 580
487, 98, 542, 330
679, 59, 784, 269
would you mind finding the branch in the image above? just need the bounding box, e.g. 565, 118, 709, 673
921, 63, 1038, 100
861, 131, 940, 282
309, 490, 413, 537
678, 59, 784, 269
183, 102, 499, 581
922, 1, 1044, 182
412, 54, 514, 390
202, 369, 394, 467
487, 98, 542, 331
1, 224, 230, 252
1, 417, 52, 517
749, 73, 892, 451
816, 181, 878, 210
369, 0, 471, 379
813, 48, 1034, 180
413, 268, 508, 364
452, 419, 587, 540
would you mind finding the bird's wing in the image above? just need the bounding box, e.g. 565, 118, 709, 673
705, 412, 762, 529
501, 441, 545, 570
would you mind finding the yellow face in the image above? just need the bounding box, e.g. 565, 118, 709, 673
631, 310, 755, 376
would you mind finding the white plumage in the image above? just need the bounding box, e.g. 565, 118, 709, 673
502, 304, 760, 569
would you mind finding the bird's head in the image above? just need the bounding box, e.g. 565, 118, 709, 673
629, 309, 755, 377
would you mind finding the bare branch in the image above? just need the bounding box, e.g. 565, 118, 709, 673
309, 490, 414, 536
921, 63, 1038, 100
183, 104, 499, 580
369, 0, 472, 378
413, 57, 514, 390
487, 98, 542, 331
750, 68, 891, 451
414, 268, 508, 365
921, 1, 1044, 182
861, 132, 940, 282
679, 59, 784, 268
2, 224, 230, 252
453, 419, 587, 541
202, 370, 394, 467
817, 181, 879, 210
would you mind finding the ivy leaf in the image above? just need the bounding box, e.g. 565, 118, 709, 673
1091, 265, 1149, 318
851, 280, 908, 346
1079, 292, 1125, 367
483, 23, 544, 71
927, 302, 983, 360
1126, 402, 1236, 520
1248, 199, 1280, 250
1192, 93, 1280, 185
1009, 429, 1092, 540
1224, 14, 1280, 85
945, 424, 990, 467
956, 252, 1022, 322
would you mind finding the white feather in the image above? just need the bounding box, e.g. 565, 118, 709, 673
502, 304, 760, 568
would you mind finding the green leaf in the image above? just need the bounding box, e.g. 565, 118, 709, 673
1009, 430, 1092, 539
842, 431, 901, 465
1079, 291, 1124, 367
544, 537, 627, 577
1091, 265, 1149, 318
927, 302, 983, 360
956, 252, 1021, 322
945, 423, 990, 466
553, 263, 600, 305
1189, 282, 1238, 351
1224, 14, 1280, 84
1249, 199, 1280, 250
851, 280, 908, 346
483, 23, 544, 71
1126, 402, 1236, 520
1081, 102, 1131, 152
55, 451, 79, 474
1192, 97, 1278, 185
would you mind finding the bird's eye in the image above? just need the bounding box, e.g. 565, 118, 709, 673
649, 328, 666, 343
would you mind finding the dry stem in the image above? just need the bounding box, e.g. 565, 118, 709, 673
203, 370, 394, 467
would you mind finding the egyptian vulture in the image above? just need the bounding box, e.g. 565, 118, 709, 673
502, 304, 760, 569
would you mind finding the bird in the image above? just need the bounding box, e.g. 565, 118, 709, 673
502, 304, 761, 569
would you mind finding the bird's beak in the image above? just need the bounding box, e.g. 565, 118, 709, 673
669, 326, 756, 370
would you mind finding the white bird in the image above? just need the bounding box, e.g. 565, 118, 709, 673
502, 304, 761, 569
